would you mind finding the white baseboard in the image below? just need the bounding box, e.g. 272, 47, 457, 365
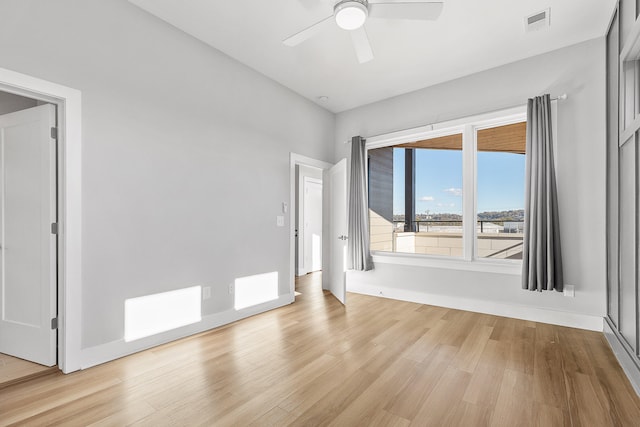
604, 319, 640, 397
80, 293, 293, 370
348, 282, 603, 332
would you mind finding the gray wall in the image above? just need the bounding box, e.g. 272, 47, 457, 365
336, 38, 607, 320
0, 0, 335, 350
0, 91, 37, 115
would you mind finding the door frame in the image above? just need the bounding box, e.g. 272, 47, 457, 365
0, 67, 82, 373
289, 153, 332, 300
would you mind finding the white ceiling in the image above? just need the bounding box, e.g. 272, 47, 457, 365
129, 0, 616, 113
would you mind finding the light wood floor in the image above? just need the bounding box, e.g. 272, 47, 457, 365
1, 272, 639, 426
0, 353, 54, 389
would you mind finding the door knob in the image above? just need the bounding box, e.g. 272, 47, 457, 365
338, 235, 348, 240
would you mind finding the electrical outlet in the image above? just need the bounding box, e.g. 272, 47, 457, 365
277, 216, 284, 227
202, 286, 211, 300
228, 283, 234, 294
563, 284, 575, 297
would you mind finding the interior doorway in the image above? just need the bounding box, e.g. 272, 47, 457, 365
0, 90, 59, 386
289, 154, 333, 299
296, 166, 323, 276
0, 67, 82, 374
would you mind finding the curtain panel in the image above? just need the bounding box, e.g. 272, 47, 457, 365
348, 136, 373, 271
522, 94, 564, 292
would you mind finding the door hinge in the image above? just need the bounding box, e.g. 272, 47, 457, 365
50, 127, 58, 140
51, 222, 58, 235
51, 317, 58, 330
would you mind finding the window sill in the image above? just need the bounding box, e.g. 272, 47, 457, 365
371, 251, 522, 275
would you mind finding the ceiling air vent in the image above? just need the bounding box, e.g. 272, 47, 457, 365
525, 8, 550, 32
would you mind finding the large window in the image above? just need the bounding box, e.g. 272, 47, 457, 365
368, 112, 526, 263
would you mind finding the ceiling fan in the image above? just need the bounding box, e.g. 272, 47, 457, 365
283, 0, 444, 64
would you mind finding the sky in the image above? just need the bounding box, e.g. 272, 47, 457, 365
392, 148, 525, 215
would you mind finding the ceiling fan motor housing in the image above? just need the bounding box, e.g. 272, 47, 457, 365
334, 0, 369, 30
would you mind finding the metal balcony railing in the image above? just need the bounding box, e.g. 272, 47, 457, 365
392, 220, 524, 234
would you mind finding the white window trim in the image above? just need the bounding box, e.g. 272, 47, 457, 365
365, 105, 530, 275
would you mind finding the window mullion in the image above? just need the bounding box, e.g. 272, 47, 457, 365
462, 124, 475, 261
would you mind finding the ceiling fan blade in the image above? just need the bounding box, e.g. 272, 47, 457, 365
283, 15, 334, 47
350, 27, 374, 64
368, 1, 443, 21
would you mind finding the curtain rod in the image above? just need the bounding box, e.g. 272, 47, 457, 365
344, 93, 568, 143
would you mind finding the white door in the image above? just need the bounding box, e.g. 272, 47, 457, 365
303, 177, 323, 273
0, 104, 57, 366
328, 159, 347, 305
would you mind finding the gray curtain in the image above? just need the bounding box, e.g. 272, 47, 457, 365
348, 136, 373, 271
522, 94, 563, 292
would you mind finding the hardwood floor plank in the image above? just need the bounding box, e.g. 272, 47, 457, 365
505, 319, 536, 375
414, 304, 450, 325
452, 323, 494, 373
0, 353, 56, 390
444, 401, 492, 427
564, 370, 614, 426
211, 353, 339, 426
0, 373, 122, 426
489, 369, 534, 427
247, 406, 296, 427
438, 311, 478, 347
556, 326, 597, 376
287, 367, 379, 426
408, 366, 472, 426
533, 323, 568, 409
592, 365, 640, 426
399, 330, 439, 363
327, 356, 420, 426
368, 409, 411, 427
24, 394, 157, 427
462, 339, 508, 406
533, 402, 571, 427
384, 345, 457, 420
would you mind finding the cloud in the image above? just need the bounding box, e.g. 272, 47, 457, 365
419, 196, 434, 202
443, 187, 462, 196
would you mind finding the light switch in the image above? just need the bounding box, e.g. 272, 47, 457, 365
277, 216, 285, 227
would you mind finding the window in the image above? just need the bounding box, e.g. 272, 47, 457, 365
370, 134, 463, 256
476, 123, 525, 259
367, 109, 527, 264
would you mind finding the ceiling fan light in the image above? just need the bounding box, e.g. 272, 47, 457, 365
334, 1, 368, 31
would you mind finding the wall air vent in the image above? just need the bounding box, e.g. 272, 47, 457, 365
525, 8, 550, 32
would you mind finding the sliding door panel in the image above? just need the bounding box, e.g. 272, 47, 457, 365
619, 138, 636, 351
607, 10, 620, 327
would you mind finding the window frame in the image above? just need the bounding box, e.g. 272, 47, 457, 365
366, 104, 539, 275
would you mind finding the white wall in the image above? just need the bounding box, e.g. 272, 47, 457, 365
336, 38, 607, 329
0, 0, 334, 363
0, 91, 37, 115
